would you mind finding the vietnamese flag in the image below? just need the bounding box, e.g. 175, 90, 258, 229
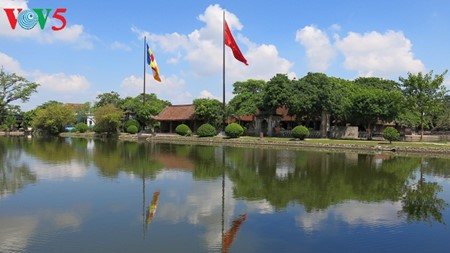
224, 20, 248, 66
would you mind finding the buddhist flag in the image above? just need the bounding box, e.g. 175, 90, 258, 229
147, 44, 161, 82
224, 20, 248, 65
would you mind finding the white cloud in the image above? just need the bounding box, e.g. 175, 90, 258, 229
198, 90, 220, 100
120, 73, 192, 104
296, 25, 425, 79
336, 30, 425, 77
33, 72, 90, 92
0, 52, 23, 75
0, 1, 95, 49
133, 4, 294, 85
296, 25, 336, 72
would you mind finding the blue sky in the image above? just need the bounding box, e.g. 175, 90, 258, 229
1, 0, 449, 111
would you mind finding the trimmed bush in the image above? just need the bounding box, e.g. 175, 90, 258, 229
292, 125, 310, 140
225, 123, 244, 138
75, 122, 89, 133
175, 124, 192, 136
124, 119, 141, 132
196, 123, 216, 137
127, 125, 139, 134
383, 127, 400, 144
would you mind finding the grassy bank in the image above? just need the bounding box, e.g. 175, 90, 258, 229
59, 132, 450, 156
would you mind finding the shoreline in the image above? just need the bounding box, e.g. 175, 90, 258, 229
56, 132, 450, 157
146, 135, 450, 156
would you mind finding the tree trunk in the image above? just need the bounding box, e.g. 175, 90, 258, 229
320, 110, 329, 138
367, 122, 372, 140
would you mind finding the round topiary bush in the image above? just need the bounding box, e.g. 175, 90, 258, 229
383, 127, 400, 144
225, 123, 244, 138
292, 125, 310, 140
124, 119, 141, 132
196, 123, 216, 137
75, 122, 89, 133
126, 125, 139, 134
175, 124, 192, 136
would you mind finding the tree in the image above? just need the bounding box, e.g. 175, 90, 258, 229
0, 68, 39, 121
120, 93, 170, 129
399, 70, 448, 141
93, 104, 123, 134
383, 127, 400, 144
349, 87, 404, 139
228, 79, 266, 117
262, 74, 292, 113
193, 98, 223, 129
94, 91, 121, 108
32, 103, 75, 135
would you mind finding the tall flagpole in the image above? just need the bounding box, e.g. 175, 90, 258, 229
222, 11, 226, 131
143, 36, 147, 105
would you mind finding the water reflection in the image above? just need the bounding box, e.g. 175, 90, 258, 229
1, 138, 450, 252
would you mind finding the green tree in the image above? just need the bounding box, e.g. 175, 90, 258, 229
121, 93, 170, 129
349, 87, 404, 139
94, 91, 121, 108
228, 79, 266, 120
2, 113, 17, 131
0, 68, 39, 121
262, 74, 292, 113
193, 98, 223, 129
32, 104, 75, 135
383, 127, 400, 144
399, 70, 448, 141
93, 104, 123, 134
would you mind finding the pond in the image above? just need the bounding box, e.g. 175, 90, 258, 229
1, 137, 450, 253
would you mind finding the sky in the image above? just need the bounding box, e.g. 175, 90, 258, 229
1, 0, 450, 111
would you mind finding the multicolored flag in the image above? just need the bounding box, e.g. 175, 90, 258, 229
147, 44, 161, 82
224, 20, 248, 66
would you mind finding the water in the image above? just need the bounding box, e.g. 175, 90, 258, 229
1, 137, 450, 253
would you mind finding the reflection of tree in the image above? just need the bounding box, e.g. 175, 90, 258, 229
0, 138, 36, 197
92, 140, 163, 179
399, 158, 448, 225
25, 137, 76, 163
226, 148, 420, 212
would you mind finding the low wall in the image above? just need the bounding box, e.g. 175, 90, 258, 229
329, 126, 359, 139
404, 135, 450, 142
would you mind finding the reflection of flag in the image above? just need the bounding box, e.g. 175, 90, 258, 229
146, 191, 160, 225
147, 44, 161, 82
222, 213, 247, 253
224, 20, 248, 66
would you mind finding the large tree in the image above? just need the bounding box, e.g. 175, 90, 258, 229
399, 70, 448, 141
0, 68, 39, 121
349, 87, 404, 139
193, 98, 223, 129
228, 79, 266, 126
121, 93, 170, 129
32, 103, 75, 135
94, 91, 121, 108
262, 74, 292, 113
93, 104, 123, 134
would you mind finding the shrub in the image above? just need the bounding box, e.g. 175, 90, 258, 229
175, 124, 192, 136
127, 125, 139, 134
383, 127, 400, 144
75, 122, 89, 133
196, 123, 216, 137
225, 123, 244, 138
292, 125, 310, 140
124, 119, 141, 132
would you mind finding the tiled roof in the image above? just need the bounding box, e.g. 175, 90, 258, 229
153, 104, 195, 121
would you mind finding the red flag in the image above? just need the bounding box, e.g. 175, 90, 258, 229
224, 20, 248, 65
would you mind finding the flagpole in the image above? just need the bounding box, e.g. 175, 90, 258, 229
143, 36, 147, 105
222, 11, 226, 132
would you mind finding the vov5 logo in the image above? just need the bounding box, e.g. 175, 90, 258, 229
3, 8, 67, 31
